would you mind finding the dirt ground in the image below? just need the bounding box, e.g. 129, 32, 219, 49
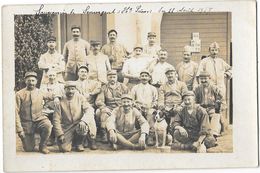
16, 125, 233, 155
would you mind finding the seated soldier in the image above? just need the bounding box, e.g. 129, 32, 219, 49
53, 81, 97, 152
171, 91, 217, 152
106, 94, 149, 150
193, 71, 224, 137
131, 69, 158, 146
95, 70, 129, 143
16, 72, 59, 154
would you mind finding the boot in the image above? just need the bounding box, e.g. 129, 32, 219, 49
132, 143, 145, 150
39, 145, 50, 154
147, 132, 155, 146
89, 138, 98, 150
100, 128, 108, 143
75, 144, 85, 152
111, 143, 118, 151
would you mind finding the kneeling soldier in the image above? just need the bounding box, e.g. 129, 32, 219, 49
53, 81, 97, 152
171, 91, 217, 152
106, 94, 149, 150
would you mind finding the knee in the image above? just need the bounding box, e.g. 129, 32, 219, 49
173, 130, 181, 139
43, 120, 53, 133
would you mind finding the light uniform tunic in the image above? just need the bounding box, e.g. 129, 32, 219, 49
143, 44, 161, 59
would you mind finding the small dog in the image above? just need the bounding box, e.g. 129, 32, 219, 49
153, 109, 168, 147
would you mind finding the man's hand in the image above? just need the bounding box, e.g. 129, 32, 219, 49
18, 131, 25, 140
138, 133, 146, 147
177, 126, 188, 138
54, 97, 60, 105
58, 135, 65, 144
158, 105, 165, 111
101, 107, 110, 114
78, 121, 88, 135
109, 130, 117, 143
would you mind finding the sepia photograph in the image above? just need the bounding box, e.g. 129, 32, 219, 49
2, 1, 258, 171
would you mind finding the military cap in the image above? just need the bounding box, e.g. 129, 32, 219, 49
64, 81, 77, 88
165, 67, 176, 74
183, 45, 192, 52
47, 36, 56, 42
147, 32, 156, 37
199, 71, 210, 77
209, 42, 220, 49
121, 94, 133, 100
140, 69, 151, 76
90, 40, 101, 46
182, 91, 195, 98
71, 25, 81, 31
24, 71, 37, 79
107, 70, 117, 76
108, 29, 118, 35
133, 44, 143, 50
78, 65, 89, 72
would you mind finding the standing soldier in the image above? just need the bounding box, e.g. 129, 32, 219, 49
95, 70, 129, 143
63, 25, 90, 81
53, 81, 97, 152
131, 70, 158, 146
101, 29, 128, 82
38, 36, 65, 86
147, 49, 175, 88
86, 40, 111, 84
16, 72, 59, 154
75, 65, 101, 107
143, 32, 161, 59
193, 71, 224, 137
176, 45, 198, 91
106, 94, 149, 150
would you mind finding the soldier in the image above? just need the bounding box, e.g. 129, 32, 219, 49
196, 42, 232, 98
193, 71, 224, 137
158, 67, 188, 127
53, 81, 97, 152
63, 25, 90, 81
171, 91, 217, 152
86, 40, 111, 84
147, 49, 175, 88
75, 65, 101, 107
106, 94, 149, 150
122, 44, 153, 89
176, 45, 198, 91
38, 36, 65, 86
131, 70, 158, 146
95, 70, 129, 143
101, 29, 128, 82
143, 32, 161, 59
16, 72, 59, 154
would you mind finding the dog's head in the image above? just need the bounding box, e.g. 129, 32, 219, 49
152, 109, 165, 122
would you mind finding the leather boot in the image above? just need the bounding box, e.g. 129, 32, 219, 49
75, 144, 85, 152
132, 143, 145, 150
39, 145, 50, 154
100, 128, 108, 143
89, 138, 98, 150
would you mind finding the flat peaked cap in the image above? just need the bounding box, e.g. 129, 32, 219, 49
183, 45, 192, 52
147, 32, 156, 37
107, 70, 117, 76
71, 25, 81, 30
133, 44, 143, 50
209, 42, 220, 49
108, 29, 118, 35
165, 67, 176, 74
78, 65, 89, 72
90, 40, 101, 46
24, 71, 37, 79
121, 94, 133, 100
65, 81, 77, 88
140, 69, 151, 76
199, 71, 210, 77
47, 36, 56, 42
182, 91, 195, 98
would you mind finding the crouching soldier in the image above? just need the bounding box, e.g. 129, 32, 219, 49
106, 94, 149, 150
95, 70, 129, 143
53, 81, 97, 152
16, 72, 59, 154
171, 91, 217, 152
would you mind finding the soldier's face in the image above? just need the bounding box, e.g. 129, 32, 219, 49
159, 51, 168, 62
183, 96, 195, 108
108, 32, 117, 42
107, 75, 117, 84
134, 48, 143, 56
47, 41, 56, 49
78, 68, 88, 80
65, 86, 76, 97
48, 73, 56, 82
25, 77, 37, 90
122, 98, 132, 110
72, 28, 81, 38
148, 36, 156, 44
166, 71, 176, 81
140, 73, 150, 84
209, 47, 219, 58
200, 76, 209, 86
183, 51, 192, 62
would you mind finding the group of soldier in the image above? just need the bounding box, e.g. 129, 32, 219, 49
16, 25, 232, 154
